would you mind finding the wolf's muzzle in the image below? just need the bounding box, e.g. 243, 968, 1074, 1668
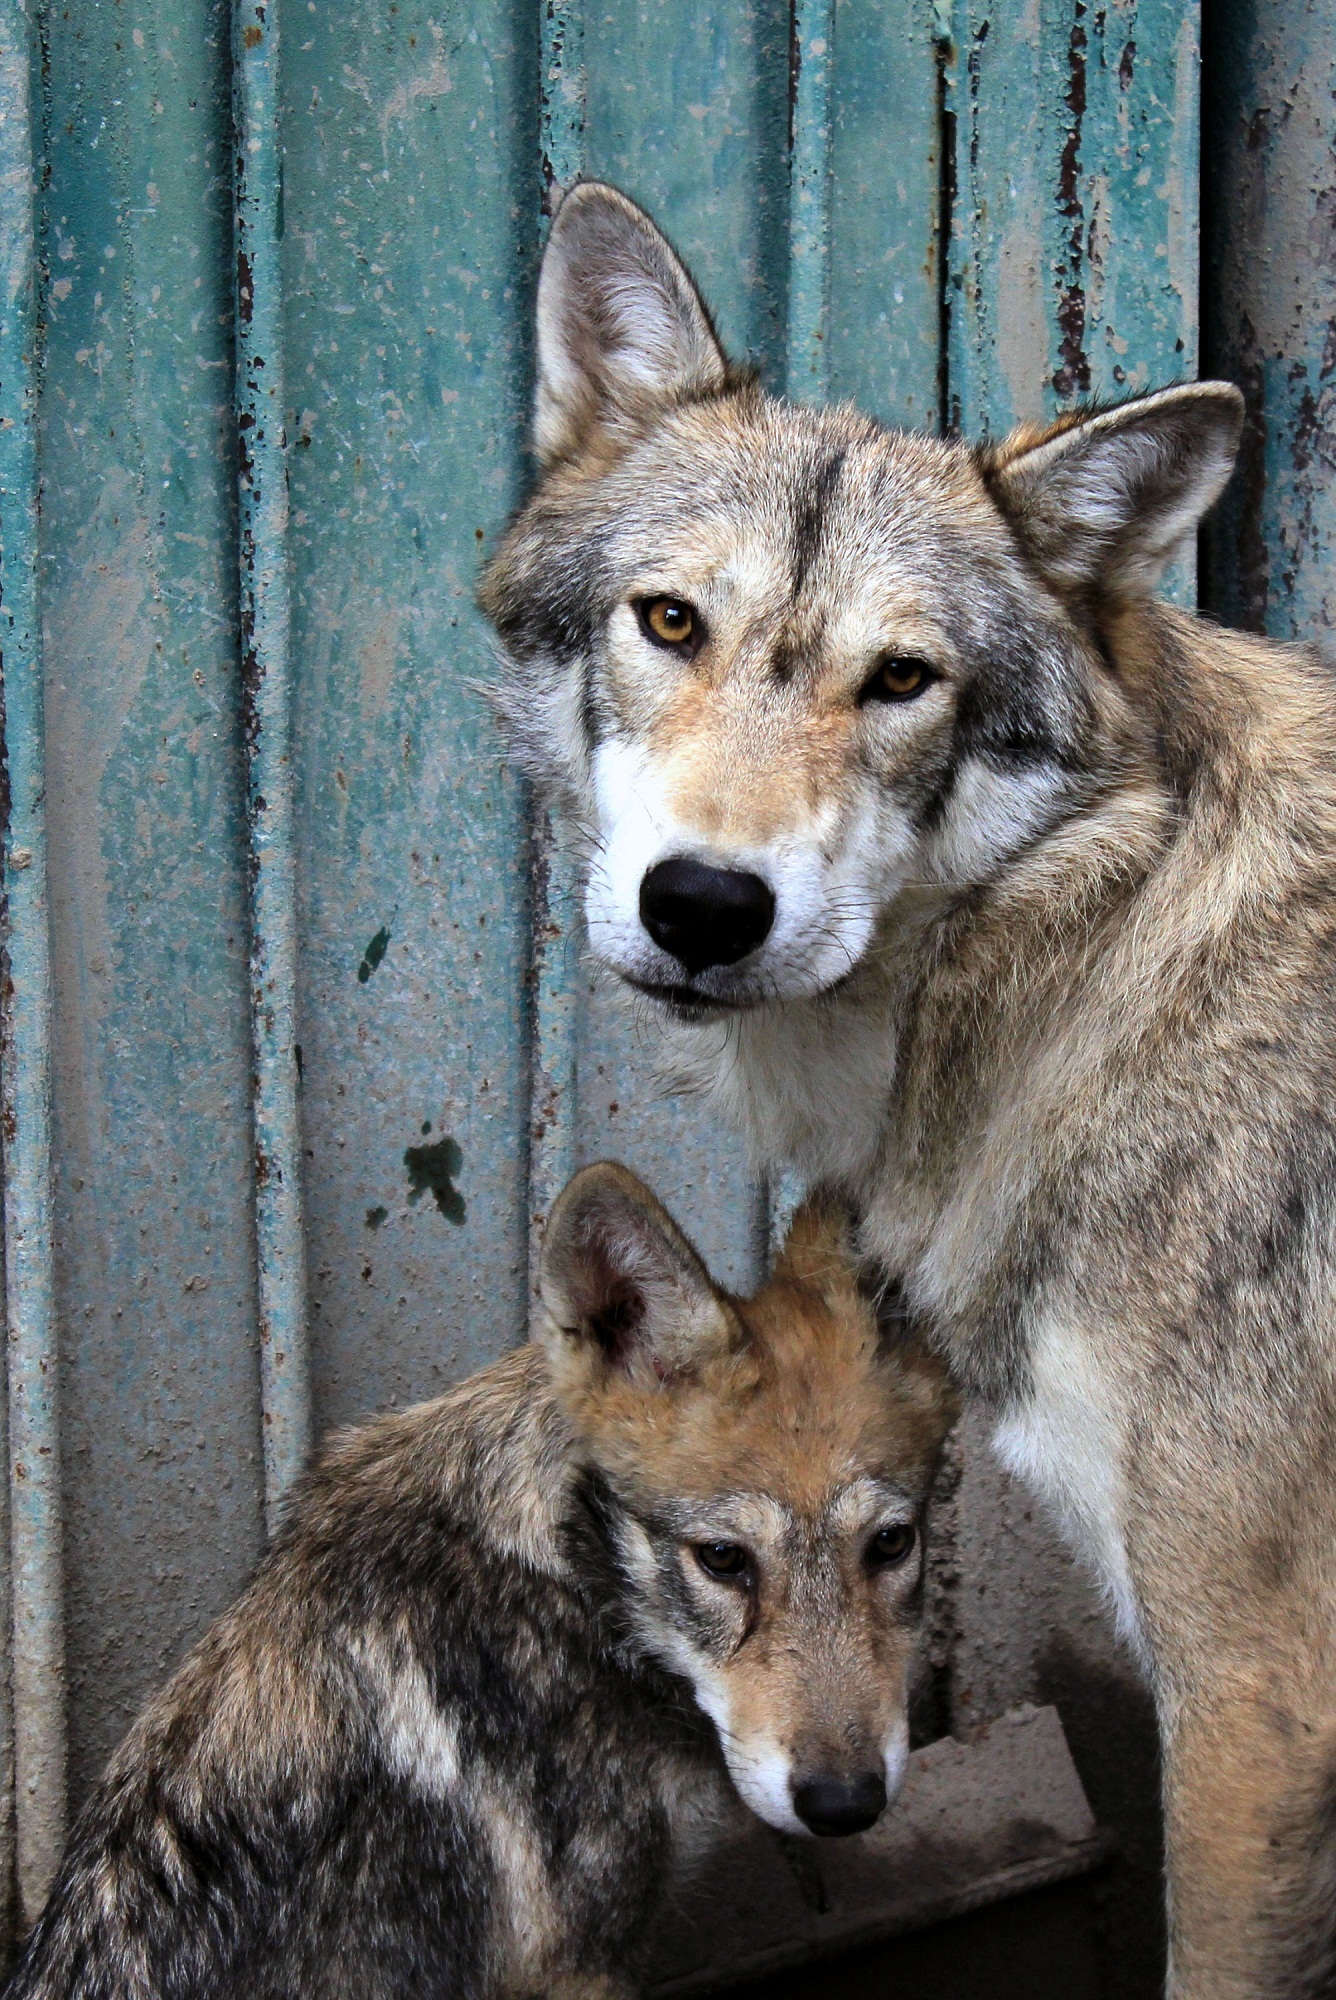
791, 1770, 888, 1838
638, 857, 775, 975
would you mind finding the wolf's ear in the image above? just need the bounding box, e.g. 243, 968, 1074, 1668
534, 181, 729, 468
539, 1163, 737, 1391
985, 382, 1244, 600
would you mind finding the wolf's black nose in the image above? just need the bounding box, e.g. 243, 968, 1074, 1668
638, 858, 775, 975
792, 1771, 887, 1838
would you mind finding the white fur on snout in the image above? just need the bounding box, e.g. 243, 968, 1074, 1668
686, 1674, 808, 1836
585, 739, 913, 1003
882, 1716, 910, 1806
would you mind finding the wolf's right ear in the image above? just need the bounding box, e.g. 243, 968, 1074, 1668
538, 1163, 738, 1391
984, 382, 1244, 600
534, 182, 729, 468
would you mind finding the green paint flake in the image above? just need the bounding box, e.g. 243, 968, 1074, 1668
357, 925, 391, 984
404, 1135, 466, 1226
365, 1204, 388, 1230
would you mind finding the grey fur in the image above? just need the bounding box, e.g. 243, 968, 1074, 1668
481, 181, 1336, 1998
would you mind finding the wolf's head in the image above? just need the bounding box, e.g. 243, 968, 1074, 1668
481, 181, 1243, 1017
538, 1162, 959, 1837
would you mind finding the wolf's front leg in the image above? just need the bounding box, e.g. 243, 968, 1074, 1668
1161, 1675, 1336, 2000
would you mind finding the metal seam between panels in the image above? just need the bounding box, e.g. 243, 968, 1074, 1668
234, 0, 310, 1525
786, 0, 834, 403
767, 0, 835, 1252
527, 0, 585, 1315
0, 0, 64, 1924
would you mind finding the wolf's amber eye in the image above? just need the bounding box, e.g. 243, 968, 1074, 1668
636, 595, 700, 655
694, 1540, 749, 1580
860, 655, 935, 704
867, 1523, 916, 1567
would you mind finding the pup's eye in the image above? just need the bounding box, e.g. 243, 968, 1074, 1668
636, 595, 701, 655
866, 1523, 916, 1567
694, 1541, 749, 1580
860, 655, 936, 704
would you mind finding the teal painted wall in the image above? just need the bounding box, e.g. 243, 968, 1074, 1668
0, 1, 1328, 1987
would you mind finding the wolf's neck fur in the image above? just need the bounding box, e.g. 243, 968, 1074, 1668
661, 605, 1336, 1381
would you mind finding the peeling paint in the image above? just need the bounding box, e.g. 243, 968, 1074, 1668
356, 924, 390, 984
404, 1135, 465, 1226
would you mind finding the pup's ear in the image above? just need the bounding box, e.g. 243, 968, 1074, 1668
771, 1194, 861, 1304
985, 382, 1244, 601
534, 181, 729, 468
539, 1162, 737, 1391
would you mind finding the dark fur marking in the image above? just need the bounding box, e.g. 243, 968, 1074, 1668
790, 445, 849, 598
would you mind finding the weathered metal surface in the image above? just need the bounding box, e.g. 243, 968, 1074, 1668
526, 4, 584, 1311
946, 0, 1200, 434
828, 0, 941, 429
282, 0, 534, 1427
37, 0, 263, 1815
787, 0, 835, 402
1202, 3, 1336, 639
0, 0, 62, 1923
234, 0, 311, 1524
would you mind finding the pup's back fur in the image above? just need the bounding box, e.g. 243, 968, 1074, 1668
6, 1167, 954, 2000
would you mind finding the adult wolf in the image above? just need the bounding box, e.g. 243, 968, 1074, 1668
482, 180, 1336, 1998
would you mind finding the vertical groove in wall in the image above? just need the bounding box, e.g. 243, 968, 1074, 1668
0, 0, 63, 1925
527, 0, 585, 1315
234, 0, 310, 1523
786, 0, 834, 403
765, 0, 836, 1254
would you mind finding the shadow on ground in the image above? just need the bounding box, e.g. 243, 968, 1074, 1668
731, 1874, 1105, 2000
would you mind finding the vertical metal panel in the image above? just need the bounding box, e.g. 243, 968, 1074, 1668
526, 2, 584, 1310
234, 0, 311, 1520
0, 0, 62, 1922
1202, 4, 1336, 640
947, 0, 1199, 434
583, 0, 791, 385
283, 0, 534, 1427
787, 0, 834, 402
828, 0, 942, 430
39, 0, 263, 1808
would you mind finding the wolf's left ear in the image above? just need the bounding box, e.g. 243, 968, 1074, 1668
534, 181, 729, 468
539, 1163, 738, 1391
985, 382, 1244, 600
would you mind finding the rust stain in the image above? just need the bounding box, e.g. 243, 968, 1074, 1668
1230, 311, 1271, 633
1053, 3, 1091, 399
236, 248, 254, 328
242, 21, 262, 48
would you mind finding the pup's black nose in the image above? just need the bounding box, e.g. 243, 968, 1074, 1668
791, 1771, 887, 1838
638, 858, 775, 976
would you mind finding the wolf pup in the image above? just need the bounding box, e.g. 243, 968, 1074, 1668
6, 1165, 955, 2000
481, 181, 1336, 1997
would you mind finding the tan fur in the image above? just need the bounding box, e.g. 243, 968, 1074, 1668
540, 1167, 957, 1830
